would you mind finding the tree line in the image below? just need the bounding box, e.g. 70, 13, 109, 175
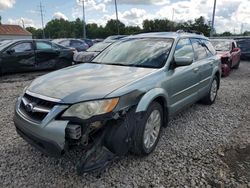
25, 16, 249, 39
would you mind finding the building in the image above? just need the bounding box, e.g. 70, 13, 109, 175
0, 24, 32, 40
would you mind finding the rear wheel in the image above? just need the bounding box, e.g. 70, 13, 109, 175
200, 76, 219, 105
131, 102, 163, 156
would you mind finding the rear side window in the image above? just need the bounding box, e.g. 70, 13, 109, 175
11, 42, 32, 52
36, 42, 52, 50
191, 39, 207, 60
71, 40, 82, 47
174, 38, 194, 59
59, 40, 70, 47
202, 39, 216, 56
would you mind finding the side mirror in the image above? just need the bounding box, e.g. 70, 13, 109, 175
174, 56, 193, 66
6, 49, 15, 54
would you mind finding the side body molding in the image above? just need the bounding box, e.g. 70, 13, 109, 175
136, 88, 168, 113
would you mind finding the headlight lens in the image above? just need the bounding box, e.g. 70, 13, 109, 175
62, 98, 119, 119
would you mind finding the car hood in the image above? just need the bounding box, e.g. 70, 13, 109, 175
27, 63, 156, 104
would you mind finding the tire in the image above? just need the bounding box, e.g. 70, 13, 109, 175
228, 61, 232, 69
130, 102, 163, 156
233, 60, 240, 69
200, 76, 219, 105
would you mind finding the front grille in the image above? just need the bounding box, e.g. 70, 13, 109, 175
19, 93, 57, 123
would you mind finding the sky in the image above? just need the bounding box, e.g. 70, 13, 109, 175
0, 0, 250, 34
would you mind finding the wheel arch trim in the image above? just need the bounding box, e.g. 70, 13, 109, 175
135, 88, 168, 113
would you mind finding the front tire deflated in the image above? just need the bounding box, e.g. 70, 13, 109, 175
104, 108, 136, 156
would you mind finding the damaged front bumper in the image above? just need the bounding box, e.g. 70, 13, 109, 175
13, 93, 140, 174
14, 107, 69, 157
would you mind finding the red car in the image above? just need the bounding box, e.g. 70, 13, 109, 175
210, 39, 241, 76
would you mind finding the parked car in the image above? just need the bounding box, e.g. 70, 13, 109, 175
103, 35, 128, 43
210, 39, 241, 76
52, 39, 89, 52
73, 42, 113, 64
235, 38, 250, 60
0, 39, 74, 75
92, 38, 104, 43
74, 36, 127, 64
14, 31, 221, 174
82, 38, 94, 47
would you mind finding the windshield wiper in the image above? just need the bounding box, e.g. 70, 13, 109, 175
102, 63, 130, 67
89, 61, 102, 64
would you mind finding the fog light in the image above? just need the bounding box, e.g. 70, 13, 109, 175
66, 124, 81, 139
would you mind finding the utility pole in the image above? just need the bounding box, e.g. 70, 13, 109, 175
39, 1, 45, 38
240, 23, 244, 35
210, 0, 217, 37
172, 8, 175, 22
81, 0, 86, 39
21, 19, 25, 28
114, 0, 119, 35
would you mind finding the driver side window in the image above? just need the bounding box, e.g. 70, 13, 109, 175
11, 42, 32, 53
174, 38, 194, 59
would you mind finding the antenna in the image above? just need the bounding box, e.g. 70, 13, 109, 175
39, 1, 45, 38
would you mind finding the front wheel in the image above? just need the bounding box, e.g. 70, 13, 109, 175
233, 60, 240, 69
130, 102, 163, 156
200, 77, 219, 105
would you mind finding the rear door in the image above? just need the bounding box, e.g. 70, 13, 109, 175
2, 41, 35, 73
168, 38, 200, 113
191, 38, 214, 98
35, 41, 59, 70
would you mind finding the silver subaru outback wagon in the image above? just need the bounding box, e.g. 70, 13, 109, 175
14, 31, 221, 174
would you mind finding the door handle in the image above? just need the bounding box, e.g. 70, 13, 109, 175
193, 67, 199, 73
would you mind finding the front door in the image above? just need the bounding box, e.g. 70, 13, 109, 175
167, 38, 200, 114
2, 41, 35, 73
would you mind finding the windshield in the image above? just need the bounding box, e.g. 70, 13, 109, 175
211, 40, 231, 51
0, 40, 13, 51
87, 42, 112, 52
92, 38, 173, 68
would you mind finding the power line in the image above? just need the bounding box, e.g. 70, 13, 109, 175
39, 0, 45, 38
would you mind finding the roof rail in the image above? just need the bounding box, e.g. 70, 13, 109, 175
176, 29, 204, 35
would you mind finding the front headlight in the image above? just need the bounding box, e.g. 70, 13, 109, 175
62, 98, 119, 120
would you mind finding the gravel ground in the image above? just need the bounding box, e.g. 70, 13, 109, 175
0, 62, 249, 187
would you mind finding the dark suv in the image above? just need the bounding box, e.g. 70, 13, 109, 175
14, 31, 221, 174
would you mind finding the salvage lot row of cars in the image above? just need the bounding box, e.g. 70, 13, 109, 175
0, 35, 249, 77
0, 36, 126, 75
1, 31, 250, 174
